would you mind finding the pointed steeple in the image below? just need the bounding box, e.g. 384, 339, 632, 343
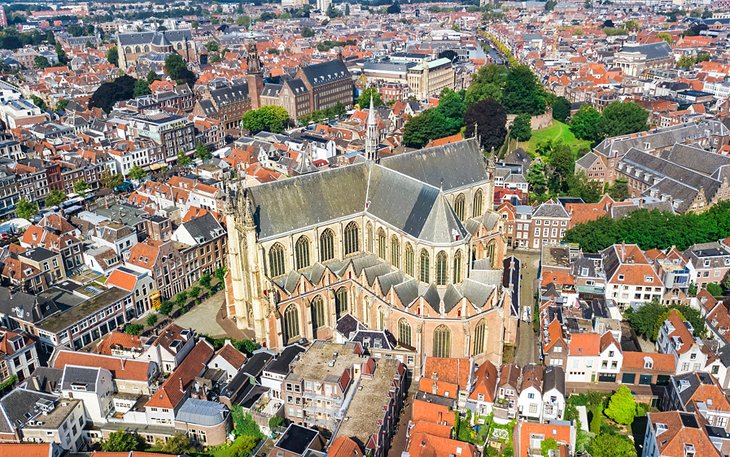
365, 92, 378, 161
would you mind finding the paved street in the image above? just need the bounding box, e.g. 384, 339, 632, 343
174, 291, 250, 340
388, 375, 416, 457
512, 249, 541, 366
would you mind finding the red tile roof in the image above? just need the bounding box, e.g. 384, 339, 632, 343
569, 333, 600, 356
146, 340, 213, 409
53, 350, 151, 382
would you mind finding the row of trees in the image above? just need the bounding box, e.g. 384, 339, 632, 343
564, 201, 730, 253
570, 101, 649, 145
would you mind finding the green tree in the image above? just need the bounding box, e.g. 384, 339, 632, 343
301, 26, 315, 38
133, 79, 150, 97
194, 142, 212, 161
604, 386, 637, 425
435, 89, 466, 123
189, 285, 201, 302
146, 70, 160, 85
242, 105, 290, 134
625, 301, 666, 341
30, 95, 46, 111
552, 97, 571, 123
73, 180, 90, 194
159, 301, 174, 315
677, 55, 696, 69
465, 81, 502, 105
269, 416, 286, 430
107, 46, 118, 66
625, 19, 640, 32
16, 198, 39, 220
502, 65, 546, 115
609, 177, 630, 201
34, 55, 50, 69
101, 430, 146, 452
146, 313, 158, 327
708, 283, 724, 297
154, 433, 196, 454
568, 172, 602, 203
56, 99, 69, 112
570, 104, 603, 143
510, 114, 532, 141
527, 161, 548, 195
177, 151, 192, 167
125, 324, 144, 336
688, 282, 698, 297
88, 75, 138, 113
358, 86, 383, 109
127, 165, 148, 181
403, 109, 456, 149
386, 1, 401, 14
164, 53, 196, 86
590, 405, 602, 434
548, 143, 575, 194
540, 438, 558, 457
204, 41, 220, 52
657, 32, 673, 44
45, 190, 67, 208
240, 339, 260, 355
588, 434, 637, 457
55, 43, 68, 66
215, 266, 227, 284
600, 101, 648, 138
100, 170, 123, 189
200, 272, 213, 290
345, 3, 350, 15
464, 98, 508, 152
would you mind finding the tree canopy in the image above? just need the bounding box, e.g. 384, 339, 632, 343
570, 104, 603, 144
102, 430, 146, 452
604, 386, 636, 425
587, 434, 637, 457
511, 114, 532, 141
564, 201, 730, 252
626, 301, 706, 342
107, 46, 118, 66
600, 101, 648, 138
552, 96, 571, 123
501, 65, 546, 115
45, 190, 67, 208
464, 98, 507, 152
88, 75, 139, 113
16, 199, 38, 220
242, 106, 290, 134
527, 160, 548, 196
403, 109, 454, 149
358, 86, 383, 109
164, 53, 196, 86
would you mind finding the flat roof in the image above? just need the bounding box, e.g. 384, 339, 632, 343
38, 287, 130, 334
276, 424, 318, 454
288, 341, 361, 384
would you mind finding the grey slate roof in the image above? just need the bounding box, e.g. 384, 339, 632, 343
543, 365, 565, 395
300, 60, 350, 87
181, 213, 225, 243
619, 41, 672, 61
248, 138, 482, 243
61, 366, 106, 393
118, 30, 192, 46
0, 287, 59, 324
533, 202, 570, 219
177, 398, 227, 426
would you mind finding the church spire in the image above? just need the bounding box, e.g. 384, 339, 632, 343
365, 92, 378, 161
246, 41, 262, 75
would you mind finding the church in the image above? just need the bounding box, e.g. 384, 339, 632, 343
224, 135, 509, 370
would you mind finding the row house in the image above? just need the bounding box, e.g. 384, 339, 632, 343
0, 168, 19, 218
602, 243, 664, 310
657, 309, 708, 375
1, 245, 57, 294
662, 371, 730, 431
125, 239, 189, 300
127, 112, 196, 164
0, 328, 39, 384
641, 411, 719, 457
22, 218, 84, 274
566, 332, 623, 384
419, 357, 473, 410
684, 241, 730, 288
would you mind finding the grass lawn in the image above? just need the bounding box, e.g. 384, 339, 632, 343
518, 120, 591, 157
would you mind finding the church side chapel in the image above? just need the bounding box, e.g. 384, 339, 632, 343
225, 128, 509, 372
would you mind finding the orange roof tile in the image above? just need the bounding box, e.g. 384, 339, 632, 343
569, 333, 600, 356
53, 350, 151, 382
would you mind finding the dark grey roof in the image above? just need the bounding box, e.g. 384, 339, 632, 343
276, 424, 319, 454
181, 213, 225, 244
264, 344, 306, 375
0, 389, 59, 434
533, 202, 570, 219
300, 60, 350, 87
241, 351, 274, 378
118, 30, 192, 46
0, 287, 59, 324
379, 137, 487, 191
336, 314, 365, 338
671, 371, 716, 409
284, 78, 307, 95
261, 83, 282, 97
177, 398, 227, 426
197, 99, 216, 116
619, 41, 672, 60
60, 366, 104, 393
543, 366, 565, 395
659, 143, 730, 177
350, 329, 396, 350
210, 81, 250, 105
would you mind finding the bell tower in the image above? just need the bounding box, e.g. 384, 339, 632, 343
246, 41, 264, 109
365, 93, 378, 161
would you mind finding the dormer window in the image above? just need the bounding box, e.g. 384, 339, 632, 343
645, 275, 653, 283
618, 274, 625, 281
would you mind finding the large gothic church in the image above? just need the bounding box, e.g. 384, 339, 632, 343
224, 137, 509, 370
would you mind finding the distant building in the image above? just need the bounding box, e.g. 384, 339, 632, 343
614, 42, 674, 78
117, 30, 195, 71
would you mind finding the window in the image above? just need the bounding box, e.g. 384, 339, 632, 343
473, 189, 483, 217
391, 236, 400, 268
269, 243, 286, 277
344, 222, 359, 255
284, 305, 300, 343
433, 325, 451, 358
454, 193, 465, 221
366, 223, 373, 253
453, 250, 463, 283
311, 295, 325, 328
473, 319, 486, 356
398, 319, 412, 348
420, 249, 430, 282
436, 251, 448, 286
319, 229, 334, 262
377, 228, 386, 259
335, 287, 348, 318
295, 236, 311, 270
405, 243, 415, 277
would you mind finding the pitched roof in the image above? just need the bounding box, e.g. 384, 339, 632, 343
468, 360, 497, 402
0, 444, 53, 457
52, 350, 151, 382
423, 357, 471, 388
569, 333, 601, 356
648, 411, 719, 457
146, 340, 214, 409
